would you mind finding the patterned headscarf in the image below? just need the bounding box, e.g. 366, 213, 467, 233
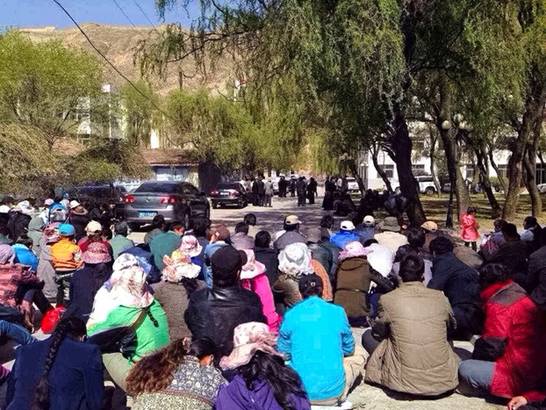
278, 243, 314, 277
0, 245, 14, 265
162, 250, 201, 283
219, 322, 283, 370
339, 241, 370, 261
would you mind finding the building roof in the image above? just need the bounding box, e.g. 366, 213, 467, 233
141, 148, 199, 167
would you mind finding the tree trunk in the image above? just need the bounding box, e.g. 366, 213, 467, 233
370, 147, 394, 193
475, 146, 502, 218
446, 184, 455, 228
348, 159, 366, 196
503, 68, 546, 220
488, 147, 506, 193
523, 115, 544, 217
437, 76, 471, 220
428, 127, 441, 196
391, 105, 426, 226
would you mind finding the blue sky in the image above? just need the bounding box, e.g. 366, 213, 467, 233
0, 0, 200, 29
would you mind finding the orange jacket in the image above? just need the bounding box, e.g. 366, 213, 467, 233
51, 238, 82, 270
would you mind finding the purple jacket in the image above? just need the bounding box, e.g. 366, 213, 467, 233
215, 375, 310, 410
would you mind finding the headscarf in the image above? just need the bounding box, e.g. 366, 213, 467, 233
13, 201, 34, 216
366, 243, 394, 277
339, 241, 370, 261
162, 250, 201, 283
219, 322, 283, 370
88, 254, 153, 327
240, 249, 266, 280
278, 242, 313, 277
0, 245, 15, 265
178, 235, 203, 258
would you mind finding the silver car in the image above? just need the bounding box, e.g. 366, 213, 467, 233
121, 181, 210, 229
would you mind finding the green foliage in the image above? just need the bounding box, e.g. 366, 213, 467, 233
120, 80, 161, 146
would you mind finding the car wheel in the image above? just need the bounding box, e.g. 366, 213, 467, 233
425, 187, 436, 196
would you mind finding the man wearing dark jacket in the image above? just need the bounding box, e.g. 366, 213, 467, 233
429, 236, 483, 340
185, 245, 265, 357
254, 231, 279, 285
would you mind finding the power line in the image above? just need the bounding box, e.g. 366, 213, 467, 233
132, 0, 158, 31
50, 0, 171, 121
112, 0, 137, 28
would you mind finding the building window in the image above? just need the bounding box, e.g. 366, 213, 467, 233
412, 164, 426, 175
378, 164, 394, 179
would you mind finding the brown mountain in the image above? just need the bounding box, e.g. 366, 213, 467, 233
20, 24, 233, 96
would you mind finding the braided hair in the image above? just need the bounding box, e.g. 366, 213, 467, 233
32, 317, 87, 410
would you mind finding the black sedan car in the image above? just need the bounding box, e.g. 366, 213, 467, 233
209, 182, 249, 209
121, 181, 210, 229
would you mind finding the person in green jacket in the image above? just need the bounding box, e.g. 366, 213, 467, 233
87, 253, 169, 391
109, 222, 135, 259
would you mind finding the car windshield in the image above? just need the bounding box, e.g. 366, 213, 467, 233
218, 184, 239, 190
135, 183, 178, 193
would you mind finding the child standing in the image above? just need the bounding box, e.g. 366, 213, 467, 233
460, 207, 479, 251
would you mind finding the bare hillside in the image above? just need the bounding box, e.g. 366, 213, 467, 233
20, 24, 233, 96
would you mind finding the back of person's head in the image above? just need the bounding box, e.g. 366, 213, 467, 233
406, 227, 425, 249
298, 273, 323, 298
211, 246, 243, 288
255, 231, 272, 248
467, 206, 477, 215
429, 236, 454, 255
320, 215, 334, 229
235, 221, 249, 235
209, 224, 230, 242
32, 317, 87, 410
152, 214, 166, 230
114, 222, 129, 237
493, 218, 507, 232
363, 238, 378, 247
169, 221, 185, 233
126, 337, 218, 396
399, 254, 425, 282
479, 263, 511, 289
16, 235, 33, 248
244, 213, 257, 226
190, 217, 209, 238
502, 223, 519, 240
524, 216, 538, 229
53, 195, 63, 204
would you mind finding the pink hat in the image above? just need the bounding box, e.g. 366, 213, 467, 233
179, 235, 203, 258
240, 249, 266, 280
339, 241, 370, 261
83, 242, 112, 264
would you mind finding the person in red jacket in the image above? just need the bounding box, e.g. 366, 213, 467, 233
458, 263, 546, 400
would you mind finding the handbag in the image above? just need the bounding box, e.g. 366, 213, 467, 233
87, 306, 150, 357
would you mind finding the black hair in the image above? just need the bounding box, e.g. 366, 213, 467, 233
320, 215, 334, 229
493, 218, 507, 232
151, 214, 166, 229
298, 273, 323, 298
53, 196, 63, 203
399, 254, 425, 282
479, 263, 510, 288
429, 236, 454, 255
284, 224, 298, 232
406, 228, 425, 249
255, 231, 272, 248
169, 220, 184, 232
114, 222, 128, 237
16, 235, 33, 248
181, 277, 199, 296
190, 217, 209, 238
502, 223, 519, 239
235, 222, 249, 235
32, 317, 87, 410
524, 216, 538, 229
188, 337, 217, 359
467, 207, 477, 214
363, 238, 378, 247
238, 351, 307, 410
102, 227, 113, 241
212, 266, 240, 288
244, 214, 257, 226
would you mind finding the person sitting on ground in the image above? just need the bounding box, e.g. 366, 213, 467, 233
335, 241, 395, 327
50, 223, 83, 271
0, 224, 10, 245
508, 393, 546, 410
150, 220, 185, 271
217, 321, 310, 410
429, 236, 483, 340
528, 228, 546, 308
156, 245, 203, 340
68, 200, 90, 242
11, 236, 38, 272
306, 227, 337, 282
254, 231, 279, 285
6, 201, 33, 243
393, 227, 433, 284
364, 253, 459, 397
36, 224, 61, 301
460, 206, 480, 251
458, 263, 546, 400
273, 215, 307, 251
330, 220, 361, 250
203, 224, 230, 288
144, 214, 167, 245
521, 216, 542, 251
185, 245, 266, 358
6, 317, 103, 410
240, 249, 280, 333
87, 254, 169, 392
78, 220, 109, 253
485, 223, 529, 287
374, 216, 409, 255
65, 241, 113, 323
231, 221, 255, 250
109, 221, 135, 259
127, 338, 225, 410
278, 274, 365, 406
189, 216, 210, 259
273, 243, 332, 309
480, 218, 507, 259
356, 215, 376, 245
420, 220, 439, 253
26, 215, 44, 255
243, 213, 257, 236
320, 214, 335, 240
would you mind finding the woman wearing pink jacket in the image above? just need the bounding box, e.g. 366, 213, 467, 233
239, 250, 281, 333
460, 207, 480, 251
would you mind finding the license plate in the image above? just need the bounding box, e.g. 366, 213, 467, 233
220, 192, 229, 196
139, 211, 157, 218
